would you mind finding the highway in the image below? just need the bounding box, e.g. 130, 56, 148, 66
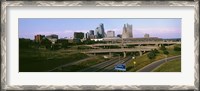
99, 56, 132, 72
90, 41, 180, 47
137, 55, 181, 72
80, 57, 131, 72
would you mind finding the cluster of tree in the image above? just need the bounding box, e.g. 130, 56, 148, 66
19, 38, 69, 51
174, 46, 181, 51
147, 45, 181, 60
19, 38, 35, 49
160, 45, 169, 55
82, 40, 96, 45
147, 45, 169, 60
41, 38, 69, 50
147, 49, 159, 59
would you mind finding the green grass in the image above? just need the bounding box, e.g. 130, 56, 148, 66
126, 45, 181, 72
54, 56, 108, 72
153, 58, 181, 72
19, 48, 88, 72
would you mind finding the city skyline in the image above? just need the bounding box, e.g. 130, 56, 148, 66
19, 18, 181, 39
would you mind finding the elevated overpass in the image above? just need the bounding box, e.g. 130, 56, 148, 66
83, 47, 159, 57
90, 41, 180, 47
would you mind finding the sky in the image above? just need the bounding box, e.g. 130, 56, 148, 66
19, 18, 181, 39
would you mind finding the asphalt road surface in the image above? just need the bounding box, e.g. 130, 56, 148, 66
99, 56, 132, 72
80, 56, 132, 72
79, 57, 119, 72
137, 55, 181, 72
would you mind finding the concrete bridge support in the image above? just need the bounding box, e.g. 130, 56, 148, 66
139, 51, 143, 56
139, 44, 141, 48
109, 52, 112, 57
123, 52, 126, 58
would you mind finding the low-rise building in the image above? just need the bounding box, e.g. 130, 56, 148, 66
34, 34, 45, 43
46, 34, 58, 44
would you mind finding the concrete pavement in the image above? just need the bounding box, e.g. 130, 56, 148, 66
137, 55, 181, 72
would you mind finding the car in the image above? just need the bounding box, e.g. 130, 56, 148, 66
114, 64, 126, 71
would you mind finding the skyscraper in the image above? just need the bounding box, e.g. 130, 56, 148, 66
107, 30, 115, 38
95, 23, 106, 38
144, 33, 150, 38
99, 23, 105, 37
89, 30, 94, 35
95, 27, 100, 38
122, 23, 133, 38
85, 32, 90, 39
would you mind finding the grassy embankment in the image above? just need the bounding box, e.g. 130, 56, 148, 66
19, 48, 89, 72
153, 58, 181, 72
52, 56, 109, 72
126, 45, 181, 72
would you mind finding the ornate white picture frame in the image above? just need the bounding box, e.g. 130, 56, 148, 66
1, 1, 199, 91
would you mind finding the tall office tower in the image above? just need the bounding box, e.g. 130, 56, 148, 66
144, 33, 150, 38
34, 34, 45, 43
89, 30, 94, 35
107, 30, 115, 38
99, 23, 105, 37
95, 27, 100, 38
94, 23, 106, 38
74, 32, 84, 39
122, 23, 133, 38
85, 32, 90, 39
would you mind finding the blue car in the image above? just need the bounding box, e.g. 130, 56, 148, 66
114, 64, 126, 71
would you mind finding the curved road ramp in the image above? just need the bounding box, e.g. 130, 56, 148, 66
137, 55, 181, 72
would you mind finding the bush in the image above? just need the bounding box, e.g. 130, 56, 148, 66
152, 49, 159, 54
163, 50, 169, 55
41, 38, 52, 49
51, 43, 61, 50
19, 38, 34, 49
174, 46, 181, 51
147, 51, 156, 59
56, 39, 69, 49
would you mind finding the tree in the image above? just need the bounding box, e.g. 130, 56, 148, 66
41, 38, 52, 49
19, 38, 34, 49
56, 39, 69, 49
160, 45, 166, 50
163, 50, 169, 55
152, 49, 159, 54
51, 43, 61, 50
83, 40, 96, 45
174, 46, 181, 51
147, 51, 156, 59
